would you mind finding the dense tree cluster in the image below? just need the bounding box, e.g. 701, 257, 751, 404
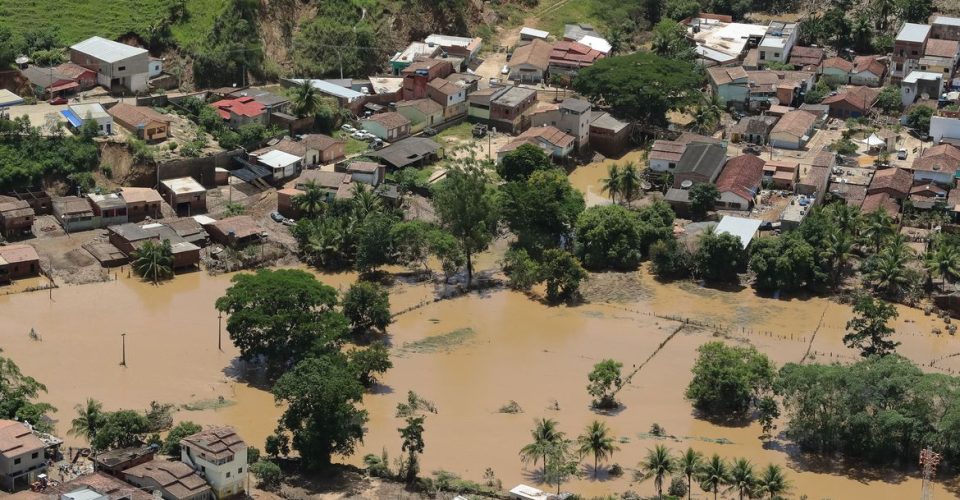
192, 0, 264, 87
0, 116, 100, 191
686, 342, 776, 418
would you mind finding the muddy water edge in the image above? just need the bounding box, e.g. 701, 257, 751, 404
2, 262, 958, 498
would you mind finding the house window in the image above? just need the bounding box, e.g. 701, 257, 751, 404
774, 53, 780, 58
911, 50, 918, 56
31, 452, 38, 459
118, 66, 126, 71
238, 468, 243, 473
226, 472, 231, 478
14, 458, 20, 465
759, 52, 766, 60
896, 63, 903, 71
921, 66, 927, 70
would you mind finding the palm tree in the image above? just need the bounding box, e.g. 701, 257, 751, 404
820, 230, 853, 286
726, 458, 756, 500
70, 398, 106, 444
697, 454, 730, 500
925, 242, 960, 289
520, 418, 564, 471
601, 164, 623, 203
866, 246, 914, 298
828, 203, 862, 236
755, 464, 790, 499
861, 209, 895, 254
652, 33, 672, 57
132, 239, 174, 284
293, 180, 327, 219
351, 183, 383, 222
636, 444, 676, 499
619, 162, 641, 204
290, 80, 321, 118
576, 420, 619, 478
678, 448, 704, 500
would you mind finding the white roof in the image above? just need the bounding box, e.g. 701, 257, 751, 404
714, 216, 763, 249
691, 22, 767, 61
862, 133, 885, 147
290, 79, 363, 102
390, 42, 437, 63
257, 149, 301, 169
578, 35, 611, 54
933, 15, 960, 27
696, 45, 737, 63
425, 34, 475, 47
70, 36, 147, 63
368, 77, 404, 95
62, 487, 106, 500
760, 36, 788, 49
521, 27, 550, 39
897, 23, 931, 43
509, 484, 550, 500
192, 215, 216, 226
0, 89, 24, 107
68, 103, 110, 120
161, 177, 205, 194
903, 71, 943, 83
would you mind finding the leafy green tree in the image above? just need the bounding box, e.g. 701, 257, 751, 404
132, 240, 174, 284
0, 353, 53, 432
574, 205, 644, 270
355, 212, 398, 274
432, 162, 499, 288
519, 418, 564, 471
686, 341, 776, 417
497, 143, 554, 182
899, 0, 932, 23
347, 342, 392, 388
689, 183, 719, 219
503, 247, 541, 292
805, 79, 833, 104
543, 439, 580, 495
757, 396, 780, 439
678, 448, 704, 500
69, 398, 106, 444
651, 20, 693, 60
293, 181, 327, 219
398, 416, 425, 483
265, 432, 290, 458
755, 464, 790, 499
540, 249, 587, 304
907, 106, 933, 134
726, 458, 756, 500
93, 410, 151, 450
694, 229, 747, 283
577, 420, 619, 478
429, 229, 466, 286
664, 0, 701, 20
292, 14, 390, 78
192, 0, 264, 88
215, 269, 349, 377
844, 294, 899, 357
250, 460, 282, 489
573, 51, 702, 127
162, 421, 202, 455
636, 444, 676, 499
391, 221, 433, 273
697, 454, 730, 500
650, 238, 693, 280
342, 281, 391, 335
875, 86, 902, 115
272, 354, 368, 469
749, 234, 822, 292
500, 169, 584, 252
668, 476, 688, 498
587, 359, 624, 409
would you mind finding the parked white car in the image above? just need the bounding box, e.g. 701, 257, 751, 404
501, 64, 509, 75
341, 124, 356, 133
351, 131, 365, 140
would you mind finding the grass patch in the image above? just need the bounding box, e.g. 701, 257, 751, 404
181, 396, 236, 411
436, 122, 475, 142
397, 327, 476, 355
528, 0, 604, 37
334, 131, 371, 156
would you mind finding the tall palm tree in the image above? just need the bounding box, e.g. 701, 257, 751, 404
293, 180, 327, 219
820, 230, 853, 286
601, 164, 623, 204
290, 80, 322, 118
351, 183, 383, 222
755, 463, 790, 499
520, 418, 564, 471
861, 209, 895, 254
576, 420, 619, 478
132, 239, 174, 284
828, 203, 862, 236
726, 458, 756, 500
925, 242, 960, 289
866, 246, 914, 298
619, 162, 641, 204
70, 398, 106, 444
697, 454, 730, 500
678, 448, 704, 500
636, 444, 676, 499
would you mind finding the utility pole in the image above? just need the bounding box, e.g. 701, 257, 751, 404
218, 310, 223, 351
120, 333, 127, 367
920, 447, 941, 500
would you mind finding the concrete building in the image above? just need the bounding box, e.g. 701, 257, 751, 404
508, 39, 552, 83
672, 143, 728, 188
728, 115, 778, 144
107, 103, 172, 142
931, 15, 960, 41
87, 193, 128, 227
389, 42, 441, 75
0, 197, 34, 238
396, 99, 444, 133
122, 460, 211, 500
401, 58, 453, 100
361, 112, 411, 141
520, 27, 549, 41
919, 38, 960, 78
63, 103, 112, 135
529, 98, 592, 151
706, 66, 750, 107
548, 41, 604, 78
499, 125, 575, 161
69, 36, 150, 92
892, 23, 932, 83
688, 18, 767, 65
119, 187, 164, 222
588, 111, 632, 157
764, 160, 800, 189
423, 34, 482, 62
210, 97, 266, 128
758, 22, 798, 67
931, 115, 960, 144
52, 196, 95, 232
822, 86, 880, 118
254, 149, 301, 181
159, 177, 206, 216
0, 420, 47, 491
180, 427, 247, 499
490, 86, 538, 135
648, 140, 687, 172
911, 143, 960, 184
93, 446, 156, 478
0, 245, 40, 283
426, 77, 468, 120
206, 216, 263, 247
901, 71, 944, 107
769, 110, 817, 149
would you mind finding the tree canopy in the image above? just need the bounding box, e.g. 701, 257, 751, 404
686, 341, 776, 418
497, 144, 555, 182
501, 169, 585, 253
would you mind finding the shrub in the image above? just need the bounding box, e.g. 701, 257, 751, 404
249, 460, 282, 489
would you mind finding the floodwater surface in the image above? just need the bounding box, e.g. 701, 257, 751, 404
2, 263, 958, 498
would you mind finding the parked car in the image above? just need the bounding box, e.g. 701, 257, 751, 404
48, 96, 68, 105
472, 124, 488, 138
897, 148, 908, 160
270, 211, 284, 223
282, 218, 296, 227
351, 131, 366, 140
369, 139, 385, 150
341, 124, 356, 133
501, 64, 509, 75
423, 127, 438, 136
489, 78, 501, 87
362, 132, 377, 141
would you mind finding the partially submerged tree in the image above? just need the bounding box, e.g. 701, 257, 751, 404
844, 293, 900, 357
132, 240, 174, 284
577, 420, 619, 478
432, 162, 499, 288
587, 359, 624, 409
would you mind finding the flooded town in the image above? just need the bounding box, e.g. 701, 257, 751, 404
4, 0, 960, 499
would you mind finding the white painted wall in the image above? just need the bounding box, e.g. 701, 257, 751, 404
931, 116, 960, 143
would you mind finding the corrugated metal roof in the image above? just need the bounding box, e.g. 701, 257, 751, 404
70, 36, 147, 63
290, 79, 364, 101
714, 216, 763, 248
897, 23, 931, 43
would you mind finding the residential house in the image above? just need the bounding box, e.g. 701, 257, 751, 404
728, 115, 778, 144
284, 171, 354, 205
490, 86, 538, 135
119, 187, 164, 222
426, 77, 468, 120
758, 22, 798, 67
548, 41, 604, 77
745, 70, 814, 108
63, 103, 112, 135
107, 103, 172, 142
788, 46, 824, 69
467, 87, 502, 122
14, 472, 153, 500
920, 38, 960, 78
93, 447, 156, 477
396, 99, 444, 133
499, 126, 575, 161
423, 34, 483, 62
564, 23, 599, 41
0, 197, 34, 238
445, 73, 480, 93
910, 182, 948, 208
368, 137, 442, 169
508, 39, 552, 83
892, 23, 932, 82
401, 58, 453, 100
210, 97, 266, 128
901, 71, 944, 107
716, 154, 765, 210
0, 420, 47, 491
648, 140, 687, 172
287, 79, 364, 112
389, 42, 441, 75
860, 192, 900, 217
822, 86, 880, 118
87, 193, 128, 227
820, 57, 855, 84
706, 66, 750, 107
206, 216, 263, 247
52, 196, 95, 232
588, 111, 632, 157
20, 63, 96, 98
867, 167, 913, 199
768, 110, 817, 149
361, 112, 411, 141
180, 427, 247, 499
166, 218, 208, 247
227, 88, 290, 115
0, 245, 40, 283
301, 134, 345, 165
69, 36, 150, 92
797, 165, 831, 196
799, 103, 830, 126
931, 15, 960, 41
851, 55, 887, 86
764, 160, 800, 189
911, 143, 960, 184
688, 18, 767, 66
159, 177, 206, 216
344, 161, 385, 186
149, 57, 163, 78
122, 460, 211, 500
672, 143, 728, 188
529, 98, 592, 151
253, 149, 301, 181
931, 115, 960, 144
107, 222, 201, 269
520, 27, 550, 42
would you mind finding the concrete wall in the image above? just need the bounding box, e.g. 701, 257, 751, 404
931, 116, 960, 143
158, 150, 242, 188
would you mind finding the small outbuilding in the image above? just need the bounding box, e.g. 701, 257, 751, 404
160, 177, 206, 216
207, 216, 264, 247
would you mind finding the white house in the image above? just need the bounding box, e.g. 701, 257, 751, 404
180, 427, 247, 499
64, 103, 113, 135
901, 71, 944, 107
758, 22, 798, 67
255, 149, 301, 181
931, 115, 960, 144
69, 36, 150, 92
148, 57, 163, 78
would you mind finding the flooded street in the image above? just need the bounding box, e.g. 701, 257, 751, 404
568, 150, 646, 207
3, 260, 959, 498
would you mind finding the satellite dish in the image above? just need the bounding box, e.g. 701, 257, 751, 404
681, 180, 694, 189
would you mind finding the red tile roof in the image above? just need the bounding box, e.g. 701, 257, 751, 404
510, 39, 553, 71
210, 97, 265, 119
0, 244, 39, 264
852, 55, 886, 76
364, 111, 410, 130
549, 41, 604, 68
821, 57, 854, 73
925, 38, 960, 59
518, 125, 575, 149
789, 46, 824, 67
868, 167, 913, 196
912, 144, 960, 174
861, 192, 899, 217
716, 154, 765, 202
821, 86, 880, 112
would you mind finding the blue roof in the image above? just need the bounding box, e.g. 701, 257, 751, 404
61, 109, 83, 128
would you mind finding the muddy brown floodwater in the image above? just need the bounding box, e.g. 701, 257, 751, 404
2, 262, 959, 498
